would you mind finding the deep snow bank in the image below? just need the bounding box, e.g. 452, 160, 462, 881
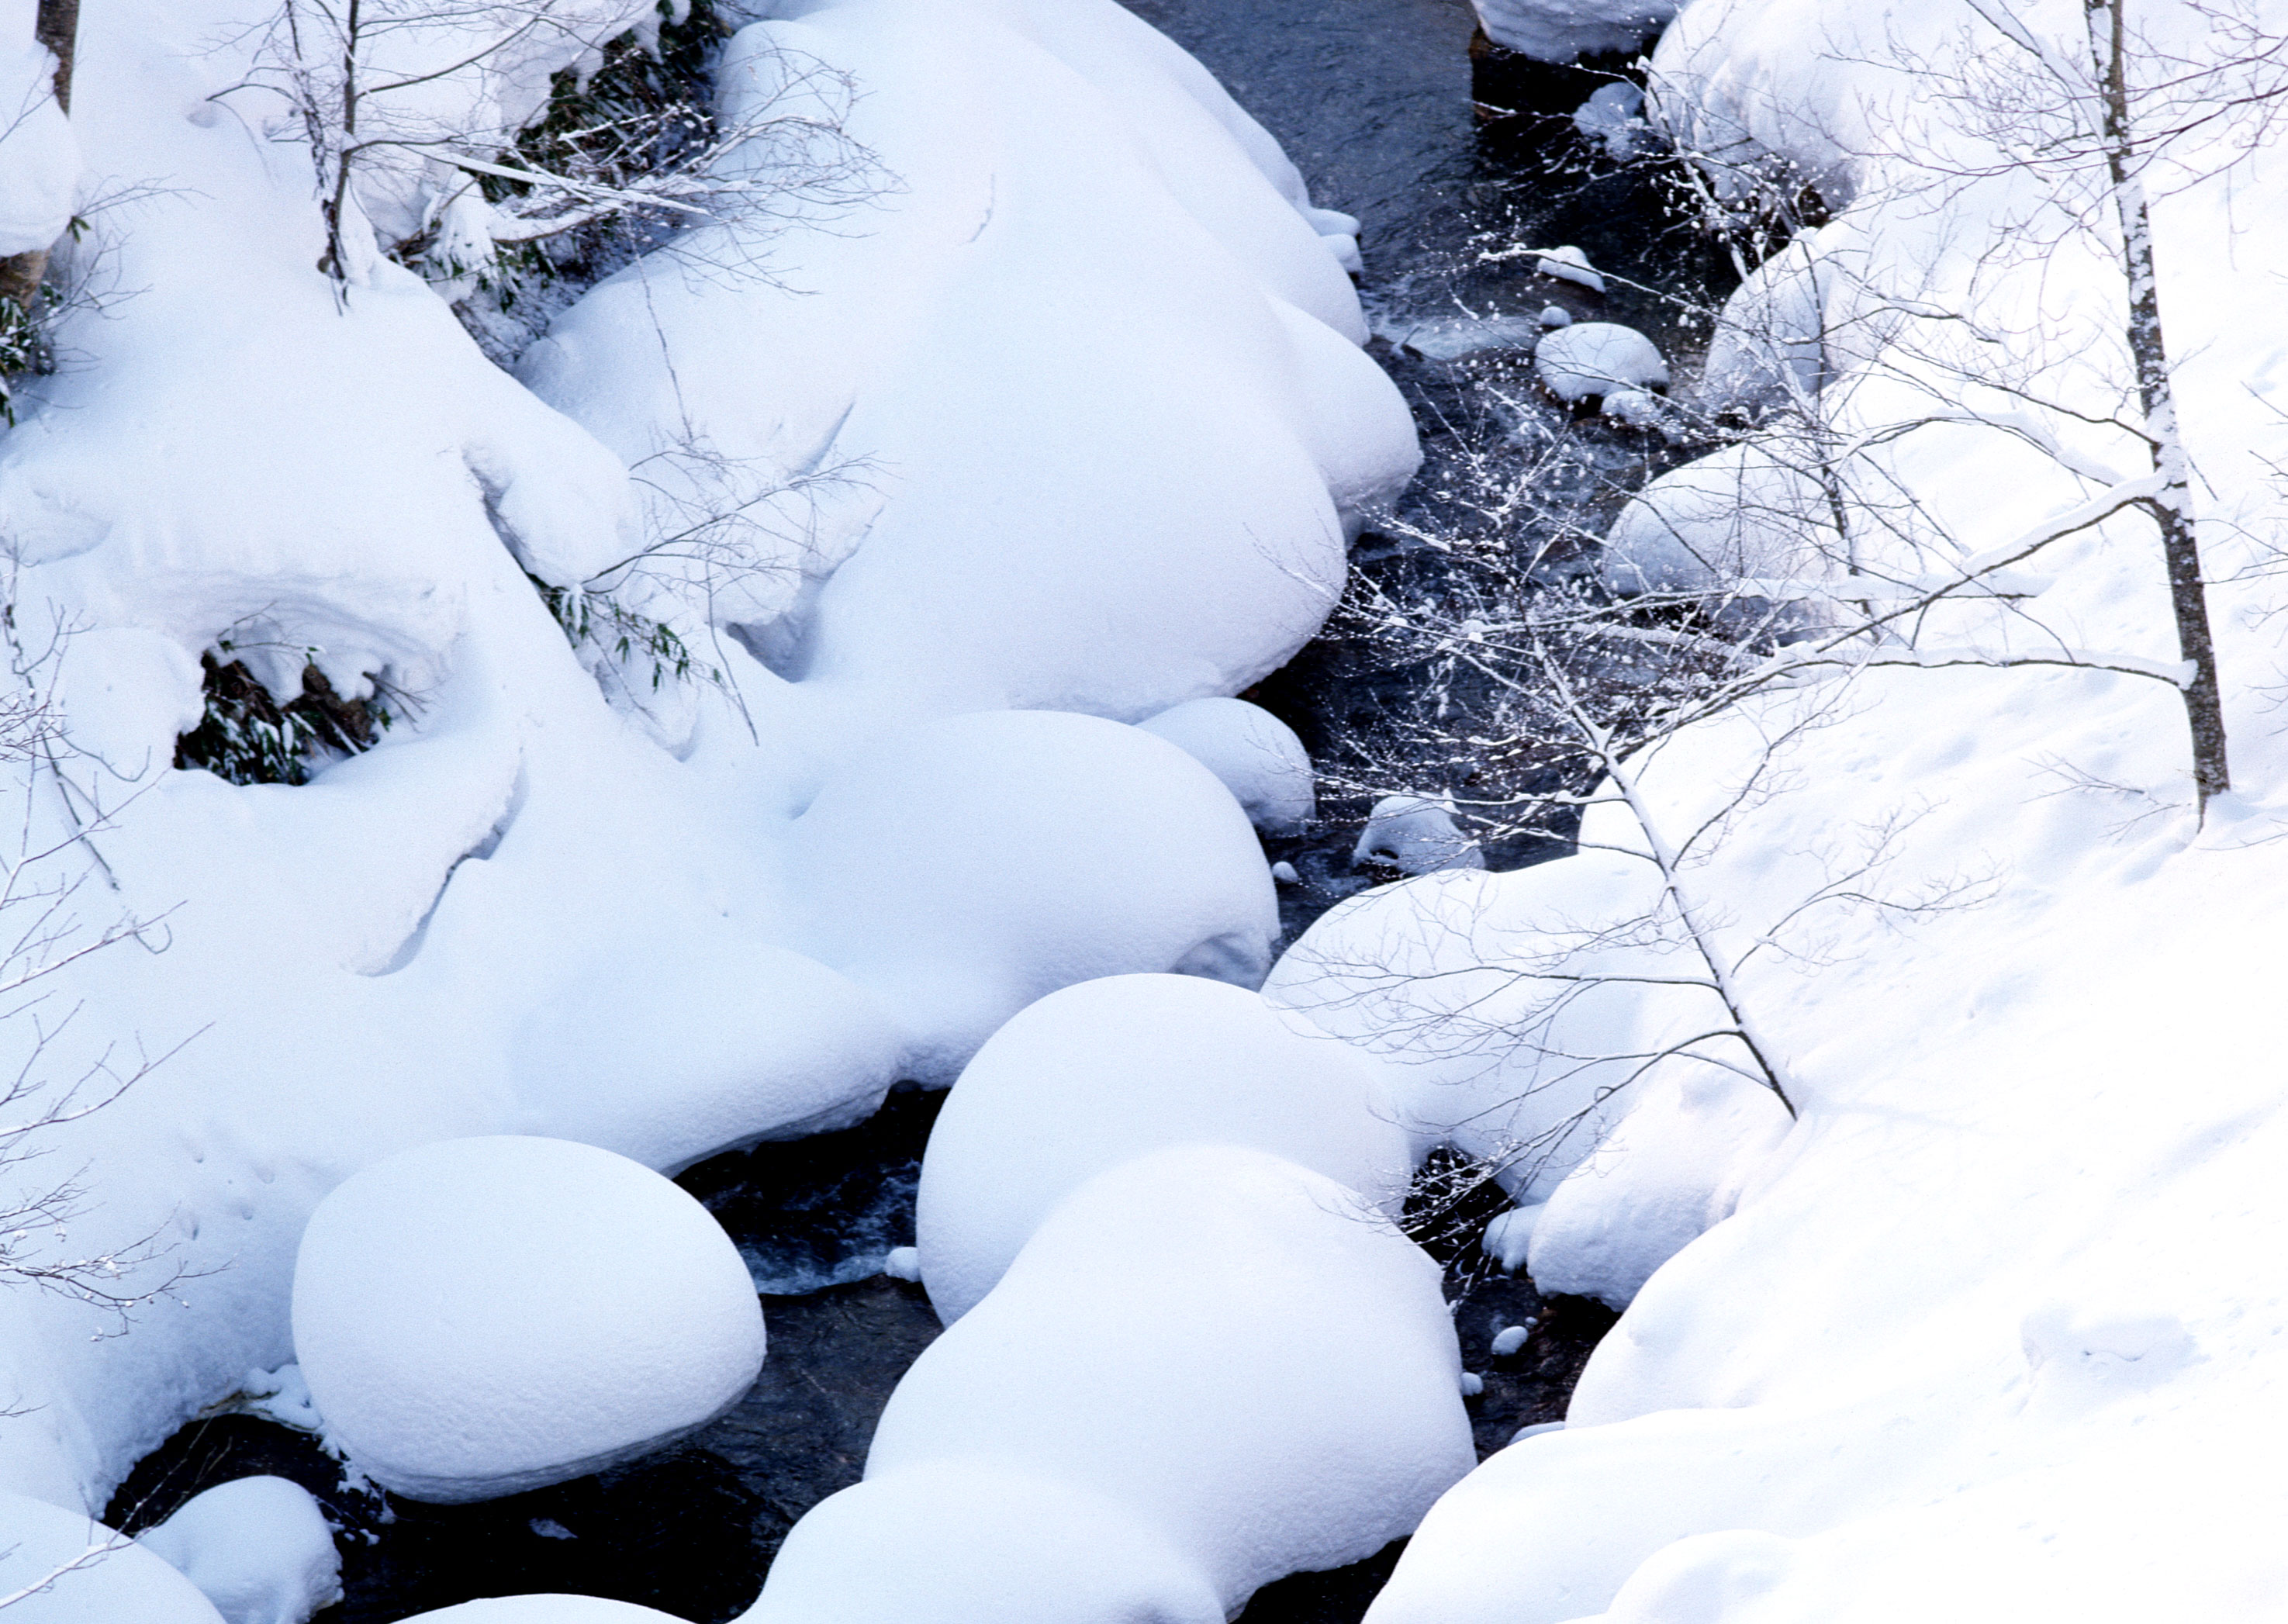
0, 0, 1408, 1522
1350, 0, 2288, 1619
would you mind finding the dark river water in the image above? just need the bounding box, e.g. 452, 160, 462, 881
109, 5, 1730, 1619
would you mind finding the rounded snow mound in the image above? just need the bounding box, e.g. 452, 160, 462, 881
873, 1145, 1476, 1612
292, 1136, 766, 1503
1534, 322, 1669, 403
394, 1601, 692, 1622
1353, 795, 1485, 875
745, 1464, 1224, 1624
1472, 0, 1677, 63
786, 710, 1281, 1085
0, 1494, 224, 1623
137, 1475, 342, 1624
1136, 697, 1316, 836
915, 973, 1412, 1322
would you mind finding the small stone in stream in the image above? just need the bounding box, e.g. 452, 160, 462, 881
1489, 1324, 1532, 1358
1533, 245, 1605, 294
1270, 861, 1301, 884
531, 1519, 577, 1540
1538, 305, 1571, 328
1458, 1371, 1484, 1397
883, 1246, 923, 1282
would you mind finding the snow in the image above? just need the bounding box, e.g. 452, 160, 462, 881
0, 0, 1403, 1522
914, 973, 1412, 1321
1598, 441, 1834, 625
1481, 1204, 1543, 1273
0, 1, 75, 258
1533, 244, 1606, 293
1383, 313, 1547, 360
396, 1602, 690, 1623
1695, 231, 1830, 417
1136, 696, 1317, 835
755, 1145, 1474, 1619
1533, 321, 1670, 403
291, 1137, 766, 1502
1489, 1324, 1533, 1358
136, 1476, 342, 1624
1524, 1071, 1791, 1310
1470, 0, 1678, 63
1351, 795, 1486, 874
782, 710, 1281, 1085
0, 1493, 224, 1622
1572, 81, 1649, 158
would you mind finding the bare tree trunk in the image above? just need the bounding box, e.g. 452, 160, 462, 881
0, 0, 80, 312
2087, 0, 2231, 818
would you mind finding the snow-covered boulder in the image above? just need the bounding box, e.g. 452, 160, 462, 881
0, 7, 77, 258
741, 1465, 1224, 1624
785, 710, 1281, 1084
786, 1145, 1474, 1617
137, 1476, 342, 1624
1471, 0, 1677, 63
1137, 696, 1316, 835
0, 1494, 225, 1623
915, 973, 1412, 1321
1353, 795, 1485, 874
1534, 322, 1670, 403
1599, 442, 1838, 628
1534, 245, 1606, 294
1526, 1072, 1793, 1308
396, 1601, 691, 1622
1698, 233, 1831, 417
291, 1137, 766, 1502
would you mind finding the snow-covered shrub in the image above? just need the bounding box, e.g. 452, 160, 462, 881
172, 652, 392, 787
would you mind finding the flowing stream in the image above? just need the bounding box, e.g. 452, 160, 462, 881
111, 6, 1733, 1620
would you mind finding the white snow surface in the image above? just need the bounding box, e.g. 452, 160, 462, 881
291, 1137, 765, 1502
1470, 0, 1678, 62
0, 0, 1400, 1520
0, 1, 75, 257
1526, 1072, 1792, 1310
1137, 696, 1317, 835
1351, 795, 1486, 874
914, 973, 1412, 1321
0, 1494, 226, 1622
781, 710, 1281, 1086
1354, 0, 2288, 1620
136, 1476, 342, 1624
1533, 321, 1670, 403
398, 1602, 690, 1623
757, 1145, 1475, 1619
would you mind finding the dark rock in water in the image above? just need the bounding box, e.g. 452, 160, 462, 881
1239, 1540, 1410, 1622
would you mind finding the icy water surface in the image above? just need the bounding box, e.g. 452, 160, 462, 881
116, 7, 1698, 1621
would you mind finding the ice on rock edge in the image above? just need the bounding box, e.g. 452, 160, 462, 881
292, 1137, 765, 1503
915, 973, 1412, 1322
137, 1476, 343, 1624
1138, 696, 1316, 836
759, 1146, 1476, 1620
784, 710, 1281, 1086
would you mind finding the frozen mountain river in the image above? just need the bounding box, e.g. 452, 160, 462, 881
105, 3, 1729, 1619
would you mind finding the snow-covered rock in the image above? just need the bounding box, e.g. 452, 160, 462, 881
1137, 696, 1316, 835
773, 1145, 1474, 1618
396, 1601, 691, 1622
0, 1494, 224, 1623
1533, 244, 1607, 293
1526, 1072, 1793, 1309
1573, 81, 1649, 157
741, 1465, 1224, 1624
291, 1137, 766, 1502
1598, 441, 1838, 625
1697, 232, 1832, 417
137, 1476, 341, 1624
520, 0, 1419, 722
1533, 322, 1669, 403
1471, 0, 1676, 64
1386, 313, 1548, 360
1353, 795, 1485, 874
914, 973, 1412, 1321
784, 710, 1281, 1084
